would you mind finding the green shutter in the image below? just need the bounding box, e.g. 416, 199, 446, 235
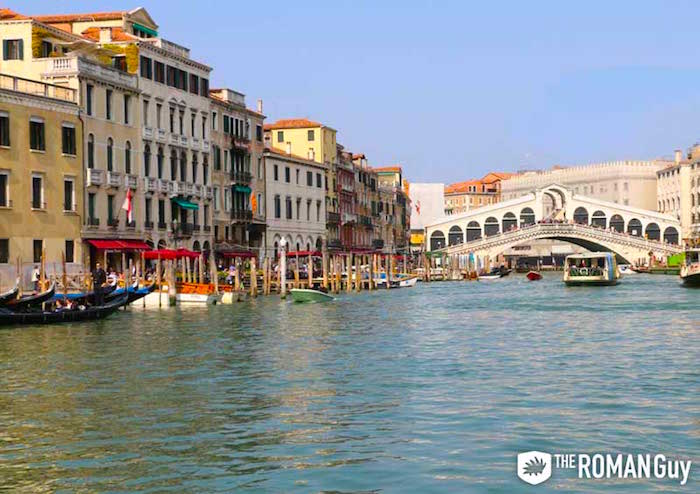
2, 40, 7, 60
18, 39, 23, 60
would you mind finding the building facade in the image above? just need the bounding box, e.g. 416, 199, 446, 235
263, 147, 326, 257
374, 166, 410, 253
0, 73, 83, 284
657, 147, 700, 241
444, 172, 512, 215
408, 182, 445, 252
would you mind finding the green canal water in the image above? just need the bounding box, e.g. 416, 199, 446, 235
0, 274, 698, 493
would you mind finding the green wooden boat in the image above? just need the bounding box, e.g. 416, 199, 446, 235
290, 289, 335, 303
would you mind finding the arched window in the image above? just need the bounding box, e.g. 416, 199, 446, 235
502, 212, 517, 231
125, 141, 131, 174
430, 230, 445, 251
203, 241, 210, 253
202, 154, 209, 186
519, 207, 535, 226
591, 210, 606, 228
663, 226, 679, 244
157, 239, 167, 249
192, 152, 198, 183
180, 151, 187, 182
627, 218, 642, 236
157, 146, 164, 179
448, 225, 463, 245
107, 137, 113, 171
87, 134, 94, 169
466, 221, 481, 242
645, 222, 660, 241
573, 207, 588, 224
170, 149, 178, 180
484, 217, 499, 237
143, 143, 151, 177
610, 214, 624, 232
315, 238, 323, 250
193, 241, 201, 251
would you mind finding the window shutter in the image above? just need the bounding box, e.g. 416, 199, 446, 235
2, 40, 7, 60
18, 39, 23, 59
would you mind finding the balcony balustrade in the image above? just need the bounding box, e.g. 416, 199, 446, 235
172, 222, 193, 237
86, 168, 104, 186
157, 221, 167, 230
169, 134, 179, 145
107, 171, 122, 188
185, 183, 195, 195
202, 140, 210, 152
180, 136, 189, 146
142, 126, 154, 140
230, 170, 252, 184
326, 211, 340, 224
125, 174, 138, 189
144, 177, 158, 192
231, 209, 253, 222
372, 239, 385, 249
191, 137, 201, 149
156, 129, 166, 141
328, 238, 343, 249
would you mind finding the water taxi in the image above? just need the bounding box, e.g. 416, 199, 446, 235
680, 248, 700, 286
290, 289, 335, 303
563, 253, 620, 286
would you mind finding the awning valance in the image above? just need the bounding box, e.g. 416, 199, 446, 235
87, 239, 151, 251
233, 185, 251, 194
143, 248, 200, 260
172, 197, 199, 210
286, 250, 322, 257
220, 250, 256, 259
132, 22, 158, 37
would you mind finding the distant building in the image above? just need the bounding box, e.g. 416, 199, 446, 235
657, 147, 700, 241
408, 183, 445, 251
374, 166, 410, 252
501, 161, 668, 211
444, 172, 513, 215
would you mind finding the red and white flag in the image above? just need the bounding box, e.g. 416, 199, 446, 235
121, 188, 133, 223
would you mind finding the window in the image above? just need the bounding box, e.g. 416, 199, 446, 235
306, 199, 311, 221
154, 61, 165, 83
125, 141, 131, 174
107, 195, 115, 222
166, 65, 177, 87
124, 95, 131, 124
33, 240, 42, 263
203, 156, 208, 185
179, 111, 184, 134
192, 153, 198, 182
178, 69, 188, 91
223, 116, 230, 134
158, 199, 165, 224
86, 84, 93, 115
296, 169, 299, 184
200, 78, 209, 97
63, 178, 74, 211
274, 195, 281, 219
32, 177, 43, 211
144, 144, 151, 177
316, 201, 321, 222
285, 167, 290, 183
274, 164, 279, 181
277, 131, 284, 143
307, 171, 313, 186
107, 138, 113, 171
2, 39, 23, 60
0, 239, 8, 263
191, 113, 196, 136
0, 111, 8, 146
60, 124, 76, 155
316, 173, 322, 188
156, 103, 162, 129
65, 240, 74, 263
157, 147, 164, 179
223, 150, 228, 172
296, 198, 301, 219
202, 116, 207, 139
29, 118, 45, 151
257, 158, 262, 179
189, 73, 199, 95
169, 107, 175, 133
307, 129, 315, 141
213, 187, 219, 210
143, 100, 149, 126
87, 134, 94, 168
40, 40, 52, 58
106, 89, 112, 120
88, 193, 96, 221
140, 55, 152, 79
0, 172, 8, 207
257, 193, 262, 215
145, 197, 152, 223
285, 196, 292, 219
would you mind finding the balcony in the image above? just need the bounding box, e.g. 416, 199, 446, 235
107, 171, 122, 188
360, 215, 373, 228
125, 174, 138, 189
157, 179, 170, 193
180, 136, 189, 147
86, 168, 104, 187
231, 170, 252, 184
158, 221, 167, 230
171, 182, 185, 195
203, 225, 211, 232
169, 134, 179, 145
1, 72, 76, 103
342, 213, 357, 224
340, 182, 354, 193
326, 211, 340, 224
193, 224, 201, 232
193, 184, 203, 198
156, 128, 166, 141
204, 186, 213, 200
185, 183, 195, 195
144, 177, 158, 193
372, 239, 385, 250
231, 209, 253, 222
192, 137, 201, 149
172, 222, 193, 237
42, 56, 136, 90
142, 126, 154, 140
202, 140, 210, 152
328, 238, 342, 250
144, 220, 154, 229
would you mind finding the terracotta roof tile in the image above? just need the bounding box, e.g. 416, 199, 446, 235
352, 153, 365, 160
264, 118, 323, 130
32, 11, 126, 23
0, 8, 28, 20
374, 166, 402, 173
265, 146, 319, 164
80, 26, 137, 42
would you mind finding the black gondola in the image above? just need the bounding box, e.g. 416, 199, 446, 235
5, 283, 56, 310
0, 293, 128, 326
0, 281, 19, 306
48, 283, 118, 306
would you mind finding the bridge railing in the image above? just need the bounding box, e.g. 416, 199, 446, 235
436, 221, 682, 255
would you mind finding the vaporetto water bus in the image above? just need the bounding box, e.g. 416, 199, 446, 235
563, 253, 620, 286
680, 248, 700, 287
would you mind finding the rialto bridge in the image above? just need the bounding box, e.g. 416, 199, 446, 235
425, 184, 683, 264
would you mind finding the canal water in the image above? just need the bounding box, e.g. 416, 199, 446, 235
0, 274, 697, 493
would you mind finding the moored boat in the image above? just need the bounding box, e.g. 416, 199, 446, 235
680, 248, 700, 287
398, 276, 418, 288
563, 253, 619, 286
0, 279, 19, 306
5, 282, 56, 309
526, 271, 542, 281
0, 293, 128, 326
290, 288, 334, 303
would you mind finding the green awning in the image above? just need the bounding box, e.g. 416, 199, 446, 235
132, 22, 158, 37
234, 185, 251, 194
172, 197, 199, 210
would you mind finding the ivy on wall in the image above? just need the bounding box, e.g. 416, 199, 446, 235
31, 26, 52, 58
100, 43, 139, 73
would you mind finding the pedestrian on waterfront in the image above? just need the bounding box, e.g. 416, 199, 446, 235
31, 265, 40, 291
92, 262, 107, 306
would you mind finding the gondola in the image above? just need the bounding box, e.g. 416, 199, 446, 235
104, 280, 157, 304
0, 280, 19, 306
48, 283, 117, 305
5, 282, 56, 310
0, 293, 128, 326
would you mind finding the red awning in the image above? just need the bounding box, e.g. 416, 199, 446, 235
87, 239, 151, 251
286, 250, 322, 257
221, 251, 256, 258
143, 248, 201, 260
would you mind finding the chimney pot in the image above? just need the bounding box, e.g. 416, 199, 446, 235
286, 142, 291, 155
99, 27, 112, 43
257, 99, 263, 113
674, 149, 682, 164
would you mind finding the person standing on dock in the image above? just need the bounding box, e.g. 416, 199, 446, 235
31, 265, 40, 292
92, 262, 107, 306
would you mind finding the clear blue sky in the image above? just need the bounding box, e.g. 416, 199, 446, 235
13, 0, 700, 183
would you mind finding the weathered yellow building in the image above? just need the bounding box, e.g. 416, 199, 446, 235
0, 73, 82, 287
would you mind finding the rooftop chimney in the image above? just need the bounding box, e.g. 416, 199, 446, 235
286, 142, 292, 155
257, 99, 263, 113
99, 27, 112, 43
674, 149, 682, 164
